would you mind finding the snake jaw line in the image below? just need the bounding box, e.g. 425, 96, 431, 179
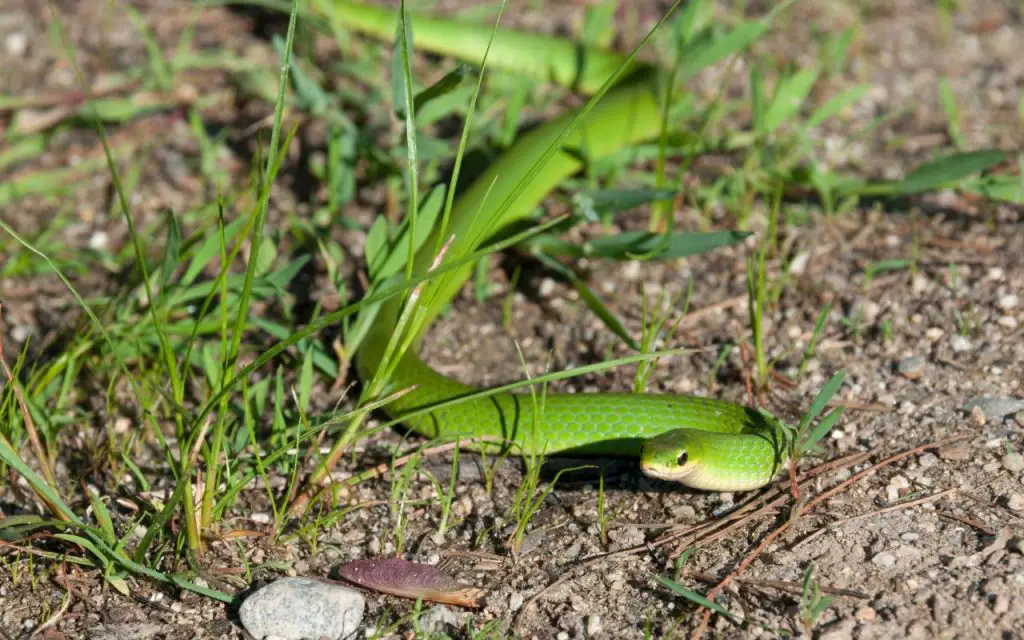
639, 460, 701, 484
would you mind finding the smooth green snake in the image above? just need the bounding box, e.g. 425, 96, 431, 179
336, 2, 792, 491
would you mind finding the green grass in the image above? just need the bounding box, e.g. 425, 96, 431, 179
799, 565, 836, 633
0, 0, 1020, 636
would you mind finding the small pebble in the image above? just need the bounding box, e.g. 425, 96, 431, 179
924, 327, 944, 341
950, 335, 972, 353
557, 632, 570, 640
419, 606, 460, 633
586, 614, 603, 637
965, 397, 1024, 420
918, 453, 939, 469
993, 594, 1010, 615
971, 406, 987, 426
789, 251, 810, 275
509, 592, 524, 611
887, 475, 910, 502
998, 316, 1019, 329
1006, 493, 1024, 512
872, 551, 896, 568
88, 231, 109, 250
622, 261, 642, 281
912, 275, 930, 294
10, 325, 31, 342
4, 32, 27, 57
998, 294, 1019, 310
855, 606, 877, 621
538, 277, 557, 297
239, 577, 364, 640
896, 355, 926, 379
1003, 453, 1024, 473
670, 504, 696, 519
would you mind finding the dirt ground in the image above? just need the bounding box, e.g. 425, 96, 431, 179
1, 0, 1023, 638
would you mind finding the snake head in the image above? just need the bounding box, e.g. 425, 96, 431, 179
639, 429, 706, 485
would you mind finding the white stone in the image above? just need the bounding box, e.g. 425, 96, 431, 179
1003, 453, 1024, 473
4, 32, 27, 57
239, 577, 364, 640
1007, 493, 1024, 512
950, 335, 972, 353
509, 592, 524, 611
998, 316, 1019, 330
419, 606, 460, 633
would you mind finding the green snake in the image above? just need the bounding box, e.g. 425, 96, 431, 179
340, 4, 792, 492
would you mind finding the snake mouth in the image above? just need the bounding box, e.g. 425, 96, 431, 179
639, 461, 700, 483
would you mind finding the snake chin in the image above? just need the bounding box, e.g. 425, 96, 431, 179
639, 463, 699, 484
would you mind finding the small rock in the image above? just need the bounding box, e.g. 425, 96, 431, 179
10, 325, 31, 342
622, 261, 642, 281
950, 335, 973, 353
964, 397, 1024, 420
557, 632, 570, 640
998, 294, 1019, 310
918, 453, 939, 469
924, 327, 944, 341
4, 32, 27, 57
887, 475, 910, 502
872, 551, 896, 568
88, 231, 109, 250
419, 606, 460, 634
987, 267, 1004, 280
586, 614, 603, 637
993, 594, 1010, 615
538, 278, 557, 297
896, 355, 926, 379
1002, 453, 1024, 473
912, 275, 930, 294
1006, 493, 1024, 512
971, 406, 987, 426
998, 315, 1019, 329
670, 504, 696, 519
239, 577, 364, 640
855, 606, 877, 622
789, 251, 810, 275
509, 592, 524, 611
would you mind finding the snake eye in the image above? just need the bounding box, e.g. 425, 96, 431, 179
676, 451, 688, 467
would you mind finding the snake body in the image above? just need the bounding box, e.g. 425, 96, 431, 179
352, 50, 791, 493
